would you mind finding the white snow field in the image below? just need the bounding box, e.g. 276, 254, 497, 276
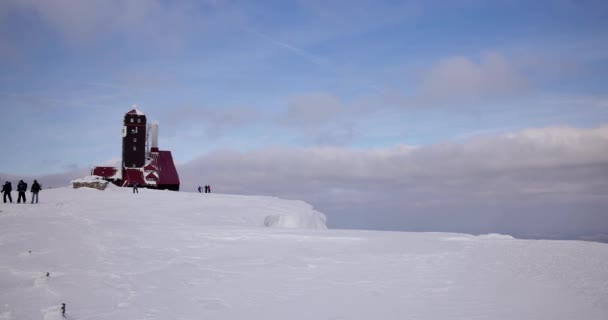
1, 186, 607, 320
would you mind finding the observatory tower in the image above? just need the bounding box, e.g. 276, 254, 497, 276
122, 107, 147, 168
92, 106, 180, 191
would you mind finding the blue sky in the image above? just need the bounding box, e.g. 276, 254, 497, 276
2, 0, 608, 241
1, 0, 607, 174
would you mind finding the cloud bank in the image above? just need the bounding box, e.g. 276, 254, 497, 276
3, 125, 607, 241
178, 125, 608, 241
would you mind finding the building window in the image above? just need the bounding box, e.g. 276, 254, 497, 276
133, 146, 137, 151
133, 138, 137, 142
137, 118, 141, 123
130, 118, 134, 123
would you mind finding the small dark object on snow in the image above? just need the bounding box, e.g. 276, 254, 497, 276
61, 303, 66, 317
28, 250, 31, 254
46, 272, 50, 277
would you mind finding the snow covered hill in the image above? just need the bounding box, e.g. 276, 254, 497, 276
1, 186, 607, 320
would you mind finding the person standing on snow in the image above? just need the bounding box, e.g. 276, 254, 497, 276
17, 180, 27, 203
1, 181, 12, 203
31, 180, 41, 204
133, 183, 138, 194
198, 185, 202, 193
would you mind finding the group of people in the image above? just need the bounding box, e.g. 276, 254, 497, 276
198, 185, 212, 193
1, 179, 41, 204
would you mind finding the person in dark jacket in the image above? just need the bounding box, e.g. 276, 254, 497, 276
1, 181, 12, 203
17, 180, 27, 203
133, 183, 138, 194
31, 180, 41, 204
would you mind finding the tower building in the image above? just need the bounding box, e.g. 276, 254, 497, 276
92, 106, 180, 191
122, 107, 147, 168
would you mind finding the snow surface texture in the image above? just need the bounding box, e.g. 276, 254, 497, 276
1, 187, 607, 320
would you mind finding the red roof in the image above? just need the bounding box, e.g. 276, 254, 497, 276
123, 169, 145, 186
145, 172, 158, 181
150, 150, 180, 186
143, 163, 157, 171
92, 167, 118, 179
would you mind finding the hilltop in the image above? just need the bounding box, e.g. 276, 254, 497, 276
1, 186, 607, 320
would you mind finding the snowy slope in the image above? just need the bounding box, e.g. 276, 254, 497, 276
1, 187, 607, 320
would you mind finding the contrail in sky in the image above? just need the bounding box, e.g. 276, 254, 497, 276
244, 27, 330, 66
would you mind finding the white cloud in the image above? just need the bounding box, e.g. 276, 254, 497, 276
281, 93, 345, 127
181, 125, 608, 188
278, 93, 363, 146
416, 51, 529, 106
160, 105, 263, 139
177, 125, 608, 240
14, 0, 115, 42
2, 0, 232, 49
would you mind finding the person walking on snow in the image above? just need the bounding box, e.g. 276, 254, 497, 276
1, 181, 12, 203
31, 180, 41, 204
198, 185, 202, 193
133, 183, 138, 194
17, 180, 27, 203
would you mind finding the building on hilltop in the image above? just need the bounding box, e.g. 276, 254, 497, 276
92, 106, 180, 191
